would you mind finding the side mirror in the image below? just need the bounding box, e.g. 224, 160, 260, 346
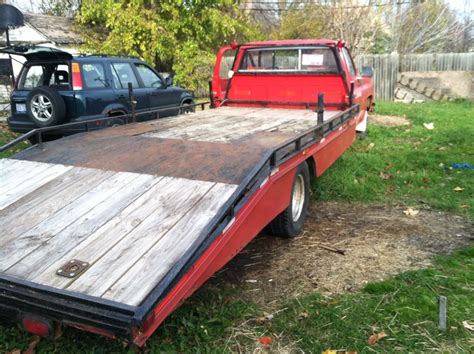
361, 66, 373, 78
165, 76, 173, 87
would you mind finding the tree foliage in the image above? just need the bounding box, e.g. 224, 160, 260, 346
382, 0, 468, 54
270, 0, 469, 55
271, 0, 384, 55
39, 0, 80, 17
76, 0, 261, 93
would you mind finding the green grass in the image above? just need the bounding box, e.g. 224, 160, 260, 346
0, 124, 29, 158
267, 247, 474, 352
315, 100, 474, 217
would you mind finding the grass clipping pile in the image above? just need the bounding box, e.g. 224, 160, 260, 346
210, 202, 473, 306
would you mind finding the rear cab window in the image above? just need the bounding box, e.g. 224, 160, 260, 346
19, 62, 70, 90
239, 47, 339, 73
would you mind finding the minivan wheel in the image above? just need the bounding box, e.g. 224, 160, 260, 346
26, 86, 66, 127
180, 102, 195, 115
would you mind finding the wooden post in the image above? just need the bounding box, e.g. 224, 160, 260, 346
438, 296, 447, 331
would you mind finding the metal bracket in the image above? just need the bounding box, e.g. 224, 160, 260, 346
56, 259, 89, 278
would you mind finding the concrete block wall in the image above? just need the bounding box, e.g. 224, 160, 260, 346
394, 71, 473, 103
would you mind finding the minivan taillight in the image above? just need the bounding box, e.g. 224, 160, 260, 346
71, 62, 83, 90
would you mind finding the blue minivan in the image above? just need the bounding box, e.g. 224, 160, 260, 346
5, 47, 194, 139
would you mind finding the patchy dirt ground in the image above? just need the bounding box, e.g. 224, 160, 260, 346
208, 202, 473, 307
369, 113, 410, 127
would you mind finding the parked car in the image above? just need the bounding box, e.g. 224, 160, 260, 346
2, 46, 194, 139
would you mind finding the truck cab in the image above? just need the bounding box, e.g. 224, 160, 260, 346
211, 39, 374, 132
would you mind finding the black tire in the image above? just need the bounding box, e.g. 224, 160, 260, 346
26, 86, 66, 127
268, 161, 310, 238
106, 116, 126, 127
180, 102, 195, 115
27, 134, 61, 145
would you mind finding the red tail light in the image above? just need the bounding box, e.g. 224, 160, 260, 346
71, 62, 83, 90
22, 316, 52, 337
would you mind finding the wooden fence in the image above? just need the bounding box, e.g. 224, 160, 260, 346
354, 53, 474, 101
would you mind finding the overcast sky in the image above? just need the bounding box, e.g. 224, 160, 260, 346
7, 0, 473, 17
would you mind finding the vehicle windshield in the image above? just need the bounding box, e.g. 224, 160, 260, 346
19, 62, 70, 90
239, 47, 338, 73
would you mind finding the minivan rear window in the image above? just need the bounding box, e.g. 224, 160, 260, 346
239, 47, 338, 73
19, 63, 70, 89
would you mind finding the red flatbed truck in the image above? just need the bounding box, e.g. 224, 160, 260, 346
0, 39, 373, 347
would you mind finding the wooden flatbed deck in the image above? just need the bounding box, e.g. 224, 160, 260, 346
1, 107, 340, 306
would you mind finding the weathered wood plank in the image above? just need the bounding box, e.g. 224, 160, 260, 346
145, 107, 268, 140
0, 167, 92, 221
0, 163, 73, 211
144, 107, 341, 143
0, 158, 20, 177
0, 160, 52, 191
103, 182, 237, 305
0, 171, 139, 271
0, 168, 113, 249
66, 177, 218, 297
31, 176, 174, 289
7, 173, 157, 279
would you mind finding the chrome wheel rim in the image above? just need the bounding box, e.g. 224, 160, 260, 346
31, 94, 53, 122
292, 174, 305, 222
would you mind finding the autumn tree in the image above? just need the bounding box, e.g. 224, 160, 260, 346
76, 0, 261, 93
271, 0, 385, 55
382, 0, 469, 53
39, 0, 80, 16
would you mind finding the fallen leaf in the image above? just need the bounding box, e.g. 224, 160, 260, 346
298, 311, 309, 320
24, 336, 41, 354
403, 208, 419, 216
460, 204, 470, 209
256, 313, 274, 324
462, 320, 474, 331
423, 122, 434, 130
368, 331, 388, 345
367, 142, 375, 150
453, 186, 464, 192
258, 336, 272, 346
379, 172, 392, 180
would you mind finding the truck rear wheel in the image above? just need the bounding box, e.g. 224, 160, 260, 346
268, 161, 310, 238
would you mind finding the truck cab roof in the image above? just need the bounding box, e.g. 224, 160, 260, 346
244, 39, 339, 47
